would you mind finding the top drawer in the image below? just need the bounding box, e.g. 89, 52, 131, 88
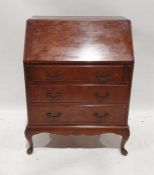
25, 65, 130, 84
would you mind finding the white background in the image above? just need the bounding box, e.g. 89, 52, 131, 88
0, 1, 154, 175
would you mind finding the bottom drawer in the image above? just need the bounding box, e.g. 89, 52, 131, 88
28, 104, 127, 126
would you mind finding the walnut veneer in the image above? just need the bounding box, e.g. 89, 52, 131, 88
24, 16, 134, 155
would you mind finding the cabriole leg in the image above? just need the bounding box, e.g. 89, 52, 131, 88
25, 127, 33, 155
120, 128, 130, 156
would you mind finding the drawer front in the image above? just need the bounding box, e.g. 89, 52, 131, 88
28, 85, 129, 103
27, 65, 126, 84
28, 104, 127, 125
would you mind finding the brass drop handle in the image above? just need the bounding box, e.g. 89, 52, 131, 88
45, 71, 62, 81
95, 92, 110, 101
46, 91, 61, 101
93, 112, 109, 118
46, 112, 61, 119
96, 72, 112, 82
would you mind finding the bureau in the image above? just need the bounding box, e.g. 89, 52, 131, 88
24, 16, 134, 155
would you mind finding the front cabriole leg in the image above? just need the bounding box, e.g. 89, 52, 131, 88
120, 128, 130, 156
25, 127, 34, 155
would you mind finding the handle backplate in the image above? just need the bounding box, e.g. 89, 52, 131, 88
45, 71, 62, 81
93, 112, 109, 118
95, 92, 110, 101
46, 112, 61, 119
96, 72, 112, 83
46, 91, 61, 101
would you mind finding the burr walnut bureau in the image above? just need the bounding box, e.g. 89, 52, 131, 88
24, 16, 134, 155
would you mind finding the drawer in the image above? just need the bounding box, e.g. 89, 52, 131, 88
28, 85, 129, 103
26, 65, 127, 84
28, 104, 127, 125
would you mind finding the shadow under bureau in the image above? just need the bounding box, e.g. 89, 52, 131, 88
23, 16, 134, 155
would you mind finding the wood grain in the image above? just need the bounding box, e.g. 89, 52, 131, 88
28, 104, 127, 125
24, 16, 134, 155
24, 16, 134, 62
27, 85, 129, 103
26, 65, 126, 83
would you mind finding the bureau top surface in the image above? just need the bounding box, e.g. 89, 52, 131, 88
24, 16, 134, 63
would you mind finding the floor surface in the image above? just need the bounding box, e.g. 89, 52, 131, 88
0, 110, 153, 175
